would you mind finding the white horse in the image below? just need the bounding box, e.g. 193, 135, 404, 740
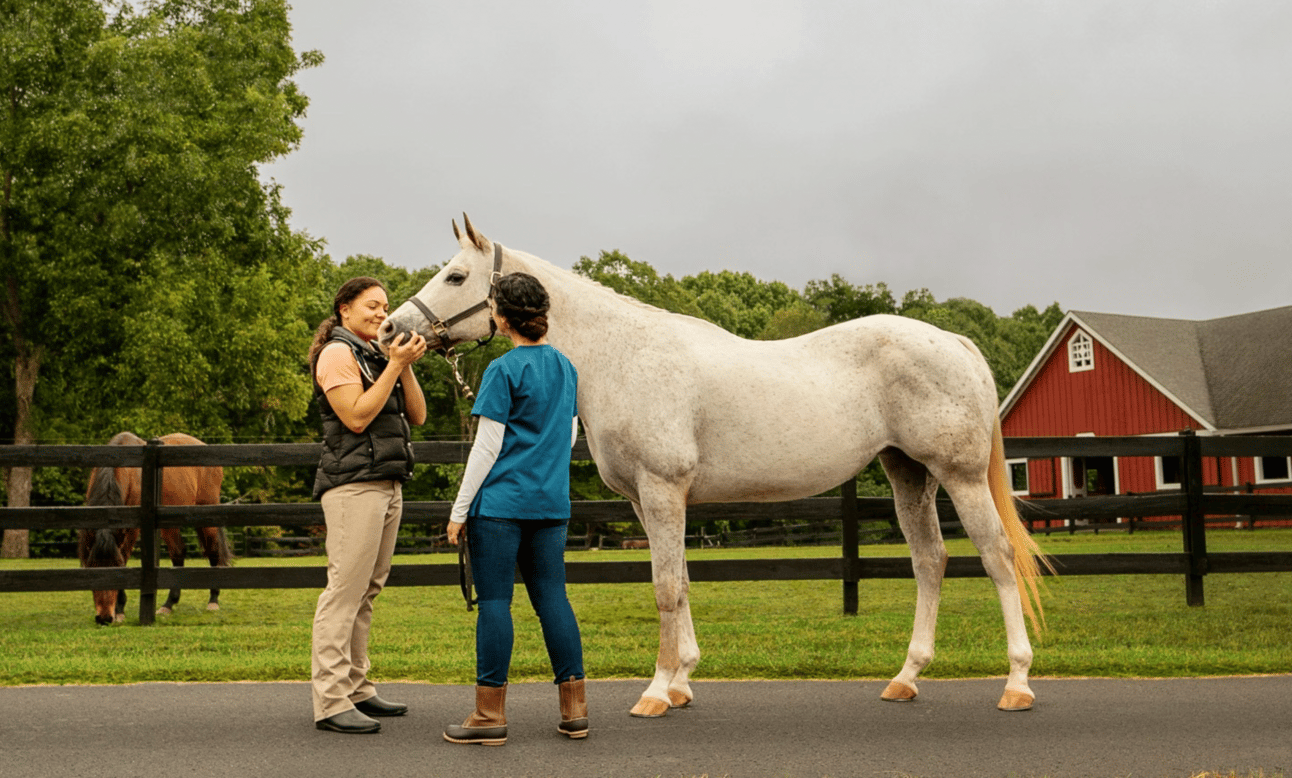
382, 216, 1049, 715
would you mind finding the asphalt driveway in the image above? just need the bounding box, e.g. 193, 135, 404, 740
6, 677, 1289, 777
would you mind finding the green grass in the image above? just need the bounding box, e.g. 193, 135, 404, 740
2, 530, 1290, 686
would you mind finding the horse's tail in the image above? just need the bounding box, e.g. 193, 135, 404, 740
83, 467, 126, 568
987, 416, 1055, 633
211, 527, 233, 566
86, 466, 123, 507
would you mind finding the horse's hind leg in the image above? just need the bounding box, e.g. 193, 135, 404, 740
940, 475, 1036, 711
158, 528, 184, 615
629, 488, 700, 718
878, 448, 947, 703
114, 530, 137, 623
197, 528, 226, 611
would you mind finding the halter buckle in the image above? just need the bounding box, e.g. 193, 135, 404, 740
429, 319, 450, 343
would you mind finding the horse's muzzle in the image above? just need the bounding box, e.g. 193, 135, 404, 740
375, 319, 414, 354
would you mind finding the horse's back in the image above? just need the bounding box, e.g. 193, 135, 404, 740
158, 433, 222, 505
640, 314, 998, 503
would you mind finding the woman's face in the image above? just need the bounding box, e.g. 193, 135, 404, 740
339, 285, 389, 342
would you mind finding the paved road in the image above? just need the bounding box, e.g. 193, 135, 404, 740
6, 677, 1289, 777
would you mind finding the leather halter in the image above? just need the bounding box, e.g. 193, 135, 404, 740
404, 242, 504, 355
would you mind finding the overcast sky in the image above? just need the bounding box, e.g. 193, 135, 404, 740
261, 1, 1292, 321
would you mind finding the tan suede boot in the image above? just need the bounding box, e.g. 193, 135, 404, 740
443, 685, 507, 746
557, 676, 588, 739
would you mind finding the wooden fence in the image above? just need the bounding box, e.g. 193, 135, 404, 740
2, 431, 1291, 625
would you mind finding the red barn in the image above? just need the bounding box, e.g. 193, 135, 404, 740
999, 306, 1292, 527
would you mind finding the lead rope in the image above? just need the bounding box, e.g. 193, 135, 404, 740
458, 533, 477, 611
444, 347, 476, 402
452, 361, 477, 611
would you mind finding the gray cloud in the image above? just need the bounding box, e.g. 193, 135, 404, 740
263, 0, 1292, 320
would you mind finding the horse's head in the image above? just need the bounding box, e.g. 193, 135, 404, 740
91, 589, 119, 626
82, 529, 125, 626
378, 213, 501, 354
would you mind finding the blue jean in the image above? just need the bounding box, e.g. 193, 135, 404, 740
467, 516, 584, 687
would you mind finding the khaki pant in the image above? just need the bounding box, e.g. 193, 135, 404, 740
311, 480, 402, 721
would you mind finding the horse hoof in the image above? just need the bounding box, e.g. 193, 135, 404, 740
156, 607, 172, 616
629, 697, 670, 718
113, 614, 126, 624
668, 690, 692, 709
205, 603, 220, 612
881, 681, 918, 702
997, 689, 1034, 711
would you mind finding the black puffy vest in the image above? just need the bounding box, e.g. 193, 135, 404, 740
312, 327, 415, 499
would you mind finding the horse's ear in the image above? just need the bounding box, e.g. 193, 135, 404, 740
461, 212, 490, 252
452, 217, 475, 251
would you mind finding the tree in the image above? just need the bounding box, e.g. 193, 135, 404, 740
679, 270, 803, 339
757, 302, 828, 340
572, 250, 706, 319
1, 0, 321, 556
803, 275, 898, 324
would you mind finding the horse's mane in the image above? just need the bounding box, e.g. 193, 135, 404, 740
513, 249, 714, 320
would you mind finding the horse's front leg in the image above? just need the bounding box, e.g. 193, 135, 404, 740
629, 491, 699, 718
158, 528, 184, 615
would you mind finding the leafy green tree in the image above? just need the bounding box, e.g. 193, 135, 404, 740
804, 275, 898, 324
678, 270, 803, 339
756, 302, 829, 340
572, 250, 706, 319
1, 0, 321, 556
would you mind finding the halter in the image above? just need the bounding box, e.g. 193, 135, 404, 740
402, 242, 504, 401
404, 242, 504, 355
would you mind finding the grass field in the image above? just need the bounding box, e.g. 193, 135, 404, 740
2, 529, 1290, 687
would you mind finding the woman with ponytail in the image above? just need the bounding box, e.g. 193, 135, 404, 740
442, 272, 587, 746
308, 277, 428, 734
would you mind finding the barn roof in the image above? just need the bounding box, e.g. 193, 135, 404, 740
1001, 305, 1292, 433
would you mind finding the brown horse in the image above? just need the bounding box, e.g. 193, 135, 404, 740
78, 432, 230, 625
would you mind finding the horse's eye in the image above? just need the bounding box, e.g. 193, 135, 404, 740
446, 272, 466, 286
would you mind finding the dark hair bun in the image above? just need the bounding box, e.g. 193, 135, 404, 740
495, 273, 550, 340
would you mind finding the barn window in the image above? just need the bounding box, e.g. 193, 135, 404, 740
1256, 456, 1291, 483
1156, 456, 1181, 490
1068, 330, 1094, 372
1007, 459, 1029, 496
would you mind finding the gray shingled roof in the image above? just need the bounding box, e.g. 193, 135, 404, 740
1071, 306, 1292, 431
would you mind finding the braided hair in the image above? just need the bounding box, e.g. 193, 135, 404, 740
494, 272, 550, 341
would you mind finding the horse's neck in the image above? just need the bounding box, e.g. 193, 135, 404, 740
508, 251, 646, 368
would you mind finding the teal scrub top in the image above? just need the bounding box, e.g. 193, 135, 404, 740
469, 344, 579, 519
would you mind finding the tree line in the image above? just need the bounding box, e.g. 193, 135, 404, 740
0, 0, 1063, 556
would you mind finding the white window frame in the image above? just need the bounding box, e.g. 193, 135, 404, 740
1255, 455, 1292, 484
1155, 456, 1182, 491
1006, 458, 1030, 496
1068, 330, 1094, 372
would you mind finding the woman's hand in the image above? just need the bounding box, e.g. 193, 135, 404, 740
447, 520, 465, 546
387, 331, 428, 368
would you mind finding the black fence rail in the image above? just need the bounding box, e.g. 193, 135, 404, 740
2, 431, 1291, 624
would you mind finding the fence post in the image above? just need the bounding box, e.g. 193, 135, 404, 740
1180, 429, 1207, 607
841, 478, 859, 616
138, 438, 163, 625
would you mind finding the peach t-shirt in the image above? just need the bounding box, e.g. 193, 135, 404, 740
315, 342, 365, 393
